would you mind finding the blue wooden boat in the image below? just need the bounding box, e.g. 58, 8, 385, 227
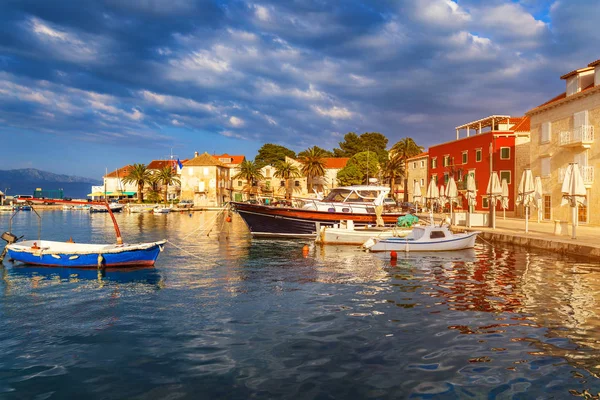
5, 240, 166, 268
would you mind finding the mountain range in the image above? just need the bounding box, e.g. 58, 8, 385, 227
0, 169, 102, 199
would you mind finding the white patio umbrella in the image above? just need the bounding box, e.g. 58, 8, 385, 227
446, 176, 459, 224
561, 163, 587, 239
413, 181, 422, 214
439, 184, 448, 211
466, 175, 477, 227
501, 178, 509, 220
533, 176, 543, 223
425, 177, 440, 225
516, 169, 535, 233
486, 172, 502, 229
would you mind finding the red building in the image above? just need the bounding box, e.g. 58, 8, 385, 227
428, 115, 530, 212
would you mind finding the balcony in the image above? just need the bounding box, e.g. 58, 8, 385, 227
558, 165, 594, 188
559, 125, 594, 148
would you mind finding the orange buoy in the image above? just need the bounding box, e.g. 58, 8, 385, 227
226, 216, 232, 223
390, 251, 398, 260
302, 244, 309, 257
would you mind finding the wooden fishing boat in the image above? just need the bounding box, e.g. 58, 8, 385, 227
0, 198, 167, 268
363, 225, 479, 252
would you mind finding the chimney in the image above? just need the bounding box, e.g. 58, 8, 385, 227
194, 151, 199, 157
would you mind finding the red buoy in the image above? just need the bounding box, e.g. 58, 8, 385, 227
390, 251, 398, 260
226, 216, 232, 223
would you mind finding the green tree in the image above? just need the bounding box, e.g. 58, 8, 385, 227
273, 161, 301, 200
333, 132, 388, 164
297, 146, 333, 158
382, 154, 405, 200
299, 146, 326, 193
233, 160, 265, 197
122, 163, 151, 203
156, 165, 181, 205
255, 143, 296, 168
336, 151, 380, 186
390, 138, 424, 202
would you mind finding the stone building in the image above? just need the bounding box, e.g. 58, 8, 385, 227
180, 152, 230, 206
405, 152, 428, 202
526, 58, 600, 224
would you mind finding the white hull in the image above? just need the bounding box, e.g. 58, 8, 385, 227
364, 226, 479, 252
153, 208, 171, 214
316, 226, 410, 245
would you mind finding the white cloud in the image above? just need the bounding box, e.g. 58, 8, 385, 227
254, 4, 271, 21
139, 90, 216, 113
229, 116, 244, 127
413, 0, 470, 29
172, 119, 184, 126
312, 105, 353, 119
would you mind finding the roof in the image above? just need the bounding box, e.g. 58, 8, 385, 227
147, 160, 175, 170
455, 115, 510, 130
529, 83, 596, 113
560, 66, 594, 80
322, 157, 350, 169
510, 116, 530, 132
183, 152, 226, 167
212, 154, 245, 165
406, 152, 428, 161
588, 59, 600, 67
104, 165, 134, 178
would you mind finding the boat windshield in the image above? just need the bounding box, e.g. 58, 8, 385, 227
323, 189, 352, 202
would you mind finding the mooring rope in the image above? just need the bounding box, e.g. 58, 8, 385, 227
165, 240, 207, 261
179, 205, 229, 241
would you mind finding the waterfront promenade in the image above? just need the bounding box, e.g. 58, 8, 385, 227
451, 215, 600, 260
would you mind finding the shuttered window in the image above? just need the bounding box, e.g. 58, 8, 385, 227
541, 157, 551, 177
541, 122, 551, 143
574, 110, 588, 128
500, 170, 511, 184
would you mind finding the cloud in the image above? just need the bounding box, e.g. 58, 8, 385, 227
312, 105, 353, 119
229, 116, 244, 127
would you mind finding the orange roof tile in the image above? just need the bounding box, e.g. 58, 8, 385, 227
322, 157, 349, 169
184, 152, 226, 167
406, 152, 428, 161
147, 160, 174, 170
510, 117, 530, 132
212, 154, 245, 165
104, 165, 134, 178
588, 59, 600, 67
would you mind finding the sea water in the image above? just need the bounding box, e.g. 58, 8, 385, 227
0, 210, 600, 399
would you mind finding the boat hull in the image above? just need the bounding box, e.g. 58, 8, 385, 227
366, 232, 479, 252
6, 240, 166, 268
316, 227, 410, 245
232, 202, 404, 238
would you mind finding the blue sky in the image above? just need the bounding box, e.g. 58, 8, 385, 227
0, 0, 598, 179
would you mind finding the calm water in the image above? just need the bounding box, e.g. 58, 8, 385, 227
1, 210, 600, 399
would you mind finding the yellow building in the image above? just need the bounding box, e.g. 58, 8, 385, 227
526, 58, 600, 224
180, 152, 230, 206
405, 152, 428, 202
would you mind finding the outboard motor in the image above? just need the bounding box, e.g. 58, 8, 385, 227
1, 232, 18, 245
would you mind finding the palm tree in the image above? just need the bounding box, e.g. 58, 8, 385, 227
122, 163, 151, 203
299, 146, 326, 194
382, 154, 405, 201
156, 165, 181, 205
274, 161, 301, 200
232, 160, 265, 197
390, 138, 424, 202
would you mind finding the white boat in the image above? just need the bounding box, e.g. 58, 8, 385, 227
90, 203, 124, 213
129, 206, 154, 213
153, 207, 171, 214
363, 225, 479, 252
316, 220, 411, 245
0, 205, 13, 213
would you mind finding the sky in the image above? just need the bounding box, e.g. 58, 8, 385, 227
0, 0, 598, 179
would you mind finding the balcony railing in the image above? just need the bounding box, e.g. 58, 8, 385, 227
559, 125, 594, 148
558, 165, 594, 186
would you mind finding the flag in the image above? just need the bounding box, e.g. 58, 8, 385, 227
177, 158, 183, 169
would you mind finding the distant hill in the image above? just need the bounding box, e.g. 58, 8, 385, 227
0, 168, 102, 199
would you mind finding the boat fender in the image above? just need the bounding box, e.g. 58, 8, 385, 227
390, 251, 397, 260
51, 254, 61, 259
69, 255, 79, 260
97, 254, 105, 269
302, 244, 309, 258
159, 244, 164, 252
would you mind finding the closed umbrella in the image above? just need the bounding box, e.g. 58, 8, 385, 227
466, 175, 477, 227
561, 163, 587, 239
413, 181, 422, 214
446, 176, 459, 224
486, 172, 502, 229
501, 178, 509, 220
533, 176, 543, 223
516, 169, 535, 233
425, 177, 440, 225
439, 184, 447, 211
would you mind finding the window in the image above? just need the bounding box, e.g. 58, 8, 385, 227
462, 151, 468, 164
476, 149, 482, 162
294, 180, 300, 187
482, 197, 489, 208
444, 173, 449, 183
203, 167, 209, 176
579, 198, 588, 223
431, 157, 437, 169
443, 155, 450, 167
543, 195, 551, 220
541, 157, 551, 177
500, 171, 511, 184
457, 170, 463, 181
420, 178, 425, 186
237, 180, 242, 187
280, 181, 285, 187
188, 167, 194, 176
265, 168, 271, 178
420, 160, 425, 168
500, 147, 510, 160
413, 162, 417, 169
541, 122, 551, 143
430, 230, 446, 239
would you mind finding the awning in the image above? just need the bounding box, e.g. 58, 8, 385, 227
87, 191, 136, 197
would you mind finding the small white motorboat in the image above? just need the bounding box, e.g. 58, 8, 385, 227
316, 220, 411, 245
363, 225, 479, 252
153, 206, 171, 214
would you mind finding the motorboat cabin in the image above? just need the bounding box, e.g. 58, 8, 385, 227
302, 186, 391, 214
